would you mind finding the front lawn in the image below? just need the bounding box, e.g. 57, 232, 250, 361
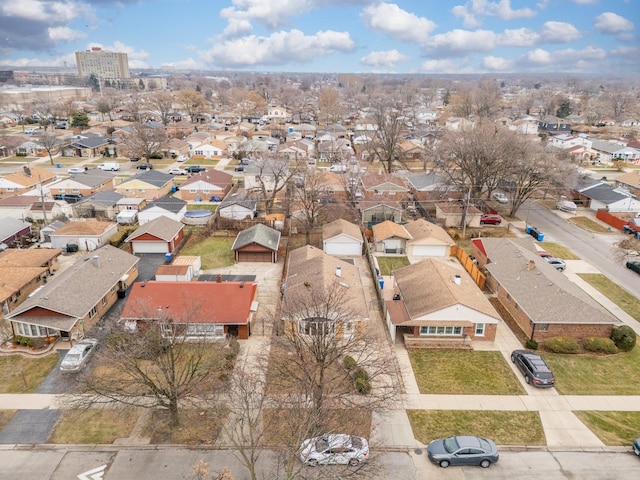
49, 408, 139, 444
574, 411, 640, 446
568, 216, 610, 233
543, 344, 640, 395
578, 273, 640, 322
180, 235, 234, 269
408, 350, 525, 395
408, 410, 546, 446
376, 256, 410, 276
0, 354, 58, 393
538, 242, 580, 260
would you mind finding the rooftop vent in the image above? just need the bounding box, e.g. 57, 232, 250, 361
453, 274, 461, 285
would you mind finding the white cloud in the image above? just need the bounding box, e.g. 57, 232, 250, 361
426, 29, 497, 56
360, 49, 409, 67
222, 18, 253, 38
199, 29, 355, 68
220, 0, 306, 29
420, 58, 475, 73
594, 12, 634, 34
48, 26, 86, 42
482, 55, 514, 71
1, 0, 82, 23
497, 28, 539, 47
523, 48, 553, 65
515, 45, 607, 71
452, 0, 537, 28
539, 21, 581, 42
361, 2, 436, 44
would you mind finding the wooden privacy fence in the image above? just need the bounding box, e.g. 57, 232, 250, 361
454, 246, 486, 290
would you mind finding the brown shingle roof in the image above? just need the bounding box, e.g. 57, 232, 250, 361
0, 248, 62, 267
404, 219, 454, 246
51, 221, 116, 236
322, 219, 362, 242
372, 220, 412, 241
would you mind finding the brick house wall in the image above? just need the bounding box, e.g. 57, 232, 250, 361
408, 322, 497, 342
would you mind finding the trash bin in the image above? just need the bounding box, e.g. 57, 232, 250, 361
379, 277, 384, 289
56, 163, 61, 168
171, 186, 177, 193
536, 232, 544, 241
165, 253, 172, 263
525, 225, 532, 234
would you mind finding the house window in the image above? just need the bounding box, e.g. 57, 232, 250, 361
195, 150, 203, 155
538, 324, 549, 332
190, 189, 197, 193
186, 324, 225, 337
89, 306, 97, 318
419, 326, 463, 336
101, 296, 107, 306
299, 318, 335, 336
138, 189, 145, 193
475, 323, 485, 337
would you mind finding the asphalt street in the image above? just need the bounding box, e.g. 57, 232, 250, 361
519, 199, 640, 298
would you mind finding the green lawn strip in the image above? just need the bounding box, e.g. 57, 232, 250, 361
574, 411, 640, 446
186, 204, 218, 212
183, 159, 220, 167
542, 346, 640, 395
376, 256, 410, 276
180, 236, 234, 269
568, 216, 610, 233
408, 350, 525, 395
577, 273, 640, 322
538, 242, 580, 260
49, 408, 139, 444
407, 410, 545, 446
0, 355, 58, 393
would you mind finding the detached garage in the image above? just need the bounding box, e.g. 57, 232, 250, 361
405, 219, 455, 259
232, 223, 280, 263
322, 218, 363, 256
125, 216, 184, 255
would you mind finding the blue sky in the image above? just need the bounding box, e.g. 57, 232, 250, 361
0, 0, 637, 74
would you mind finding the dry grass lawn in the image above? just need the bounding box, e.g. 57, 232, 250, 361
0, 354, 58, 393
142, 409, 226, 445
574, 411, 640, 446
538, 242, 580, 260
407, 410, 546, 446
577, 273, 640, 322
0, 411, 16, 430
376, 256, 410, 275
180, 234, 235, 269
49, 408, 139, 444
568, 216, 610, 233
408, 350, 525, 395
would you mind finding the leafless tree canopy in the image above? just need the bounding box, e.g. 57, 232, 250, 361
122, 122, 168, 160
365, 100, 408, 173
613, 237, 640, 261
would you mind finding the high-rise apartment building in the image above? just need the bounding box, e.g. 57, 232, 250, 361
75, 47, 130, 80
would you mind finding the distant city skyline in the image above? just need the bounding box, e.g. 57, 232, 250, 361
0, 0, 637, 75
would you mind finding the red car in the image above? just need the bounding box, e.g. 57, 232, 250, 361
480, 214, 502, 225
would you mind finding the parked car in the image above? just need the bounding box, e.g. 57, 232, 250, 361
137, 163, 154, 170
184, 165, 206, 173
210, 195, 222, 202
556, 200, 577, 213
544, 257, 566, 271
492, 192, 508, 204
480, 214, 502, 225
329, 164, 347, 173
129, 156, 140, 162
627, 261, 640, 275
300, 434, 369, 467
234, 165, 245, 172
24, 128, 36, 134
239, 157, 250, 165
60, 338, 98, 372
537, 250, 553, 258
167, 167, 186, 175
633, 438, 640, 456
176, 155, 187, 162
97, 162, 120, 171
427, 435, 499, 468
67, 167, 87, 174
511, 350, 555, 388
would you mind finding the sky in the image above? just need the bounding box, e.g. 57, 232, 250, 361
0, 0, 638, 74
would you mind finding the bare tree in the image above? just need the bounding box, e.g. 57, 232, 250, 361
178, 89, 208, 122
292, 169, 333, 244
75, 310, 231, 427
613, 236, 640, 261
250, 156, 300, 214
317, 88, 342, 126
34, 132, 62, 165
121, 122, 168, 161
604, 91, 632, 118
365, 99, 408, 173
148, 91, 175, 125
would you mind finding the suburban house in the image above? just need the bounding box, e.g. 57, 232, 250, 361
435, 202, 483, 228
0, 196, 49, 220
6, 245, 139, 342
48, 169, 115, 198
120, 280, 258, 339
359, 200, 403, 226
114, 170, 174, 201
231, 223, 281, 263
243, 160, 290, 193
537, 117, 571, 134
0, 166, 57, 198
0, 248, 62, 315
472, 237, 621, 342
0, 217, 32, 246
163, 137, 190, 159
372, 220, 412, 254
386, 258, 500, 344
405, 172, 458, 201
404, 219, 455, 258
577, 181, 640, 212
218, 194, 257, 220
137, 195, 187, 225
360, 172, 410, 201
191, 140, 227, 159
49, 220, 118, 251
322, 218, 363, 256
26, 201, 66, 222
65, 134, 110, 158
281, 245, 369, 340
0, 135, 28, 158
614, 170, 640, 197
72, 190, 125, 220
178, 170, 233, 202
125, 216, 184, 255
39, 219, 66, 243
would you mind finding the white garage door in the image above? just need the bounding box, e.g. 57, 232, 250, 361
132, 241, 169, 254
325, 241, 361, 256
411, 245, 447, 257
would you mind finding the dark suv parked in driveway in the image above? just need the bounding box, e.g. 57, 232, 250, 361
511, 350, 555, 388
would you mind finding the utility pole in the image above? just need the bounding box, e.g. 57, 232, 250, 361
38, 175, 48, 225
461, 187, 471, 240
